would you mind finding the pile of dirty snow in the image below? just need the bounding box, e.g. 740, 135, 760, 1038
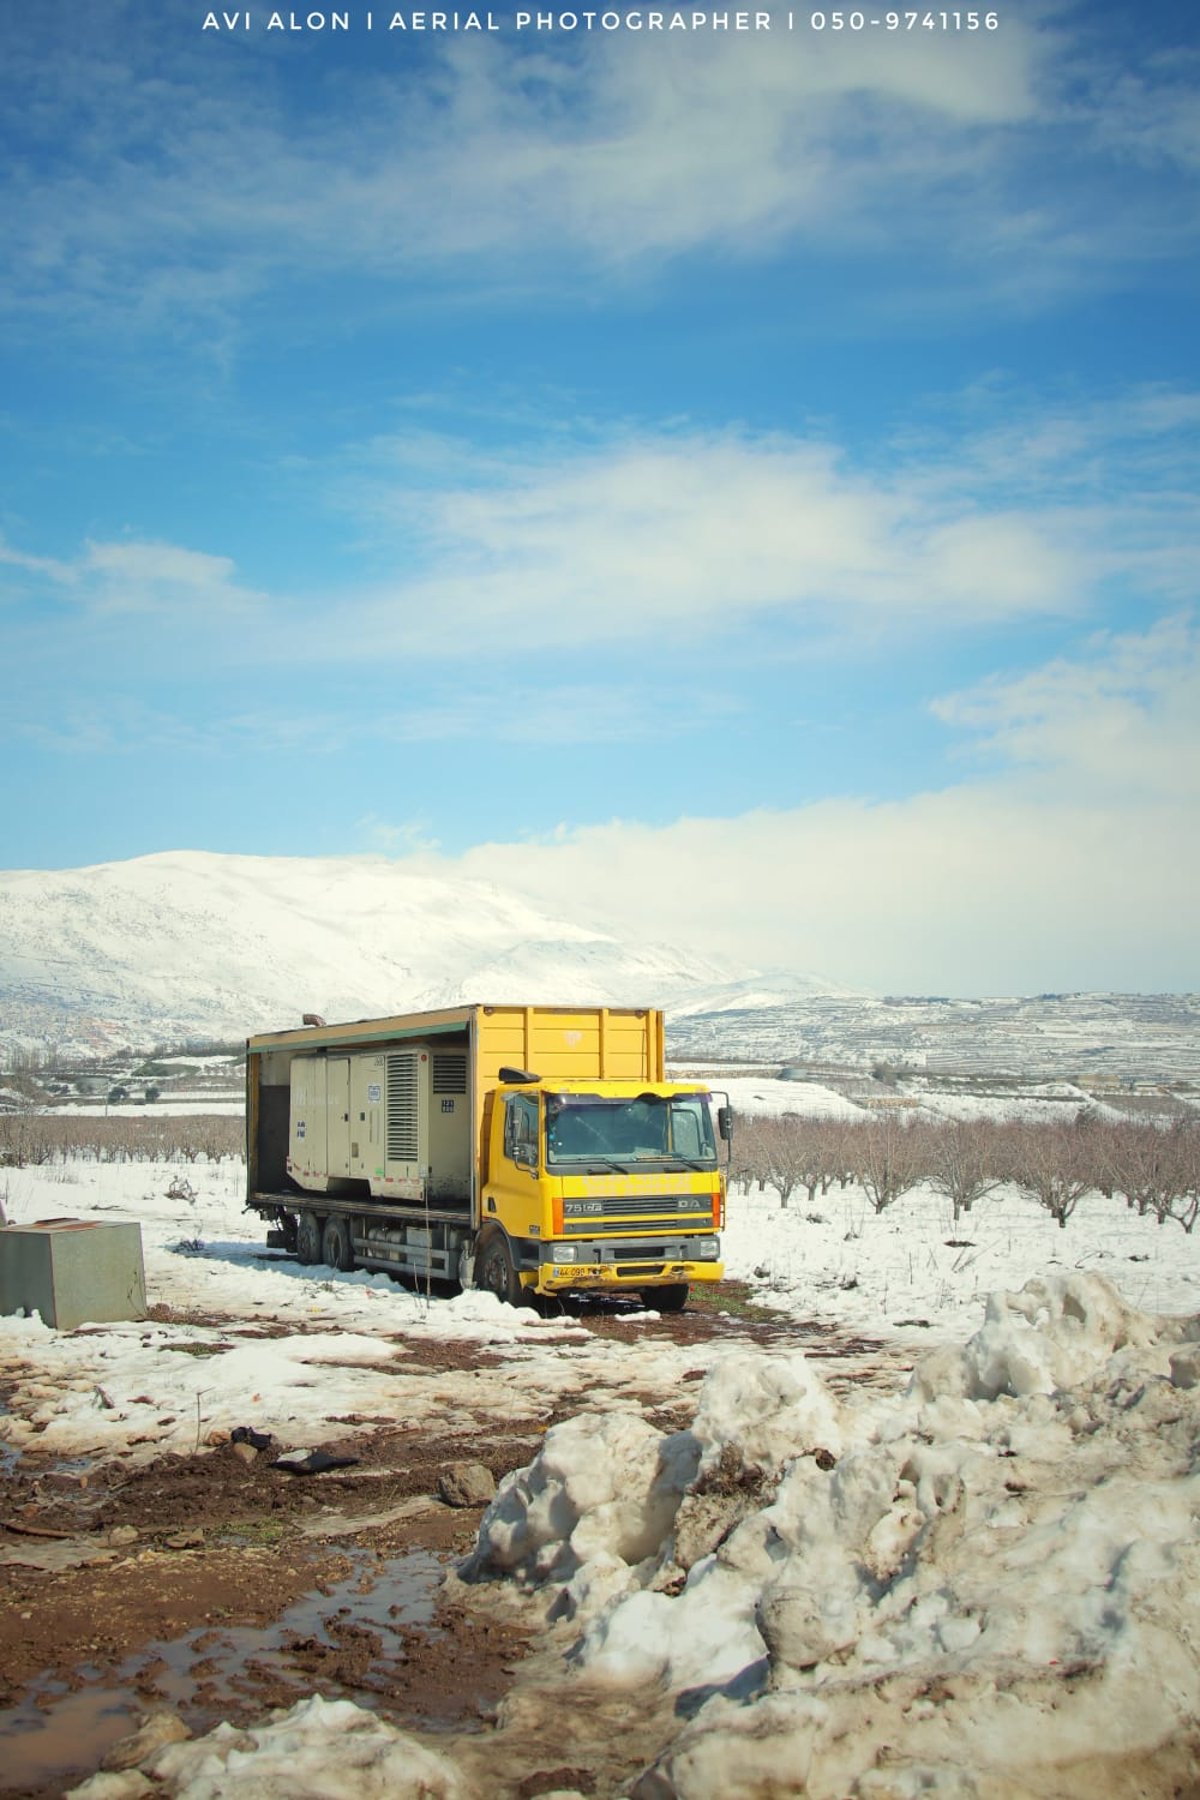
74, 1272, 1200, 1798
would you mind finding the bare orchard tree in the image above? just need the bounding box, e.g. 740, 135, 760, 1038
1166, 1120, 1200, 1234
754, 1114, 848, 1209
1010, 1116, 1101, 1230
757, 1115, 807, 1207
852, 1113, 928, 1215
927, 1118, 1005, 1224
727, 1114, 770, 1195
815, 1119, 858, 1195
1100, 1118, 1183, 1223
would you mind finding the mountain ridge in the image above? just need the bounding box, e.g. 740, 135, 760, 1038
1, 852, 1195, 1080
0, 849, 827, 1057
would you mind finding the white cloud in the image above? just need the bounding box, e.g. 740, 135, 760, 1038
327, 429, 1094, 657
395, 619, 1200, 994
4, 5, 1190, 335
933, 614, 1200, 800
0, 537, 74, 583
1, 535, 267, 632
7, 392, 1196, 665
79, 540, 262, 618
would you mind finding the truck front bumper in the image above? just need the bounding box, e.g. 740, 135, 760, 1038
536, 1236, 722, 1291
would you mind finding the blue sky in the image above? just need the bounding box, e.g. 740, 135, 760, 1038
1, 0, 1198, 992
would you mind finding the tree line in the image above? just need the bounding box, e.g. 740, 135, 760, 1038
730, 1108, 1200, 1232
0, 1113, 243, 1167
4, 1103, 1198, 1236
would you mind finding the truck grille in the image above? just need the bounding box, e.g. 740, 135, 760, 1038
562, 1193, 713, 1236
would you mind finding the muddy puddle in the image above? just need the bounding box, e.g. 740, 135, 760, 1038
0, 1546, 447, 1794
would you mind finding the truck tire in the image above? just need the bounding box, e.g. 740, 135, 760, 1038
322, 1214, 355, 1272
474, 1229, 524, 1308
296, 1211, 322, 1265
648, 1283, 689, 1314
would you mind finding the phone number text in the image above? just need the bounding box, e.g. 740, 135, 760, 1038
805, 11, 999, 26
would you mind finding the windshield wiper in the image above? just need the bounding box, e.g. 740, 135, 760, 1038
582, 1157, 630, 1174
617, 1152, 712, 1172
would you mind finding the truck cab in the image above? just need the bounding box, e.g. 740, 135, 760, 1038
477, 1077, 726, 1310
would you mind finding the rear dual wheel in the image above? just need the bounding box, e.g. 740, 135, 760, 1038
295, 1210, 355, 1272
296, 1210, 322, 1265
322, 1214, 355, 1272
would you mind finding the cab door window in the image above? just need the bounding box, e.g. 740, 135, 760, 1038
504, 1094, 539, 1168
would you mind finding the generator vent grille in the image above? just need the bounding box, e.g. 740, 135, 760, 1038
386, 1053, 419, 1162
432, 1053, 467, 1096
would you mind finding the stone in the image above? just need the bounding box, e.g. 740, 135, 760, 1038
108, 1525, 139, 1546
437, 1461, 497, 1508
100, 1709, 191, 1772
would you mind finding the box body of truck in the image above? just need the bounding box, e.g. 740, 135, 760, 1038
246, 1004, 725, 1308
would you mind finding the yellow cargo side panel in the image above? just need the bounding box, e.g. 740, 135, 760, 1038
474, 1006, 661, 1084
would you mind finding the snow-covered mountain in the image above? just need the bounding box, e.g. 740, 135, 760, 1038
2, 852, 1195, 1080
0, 850, 807, 1057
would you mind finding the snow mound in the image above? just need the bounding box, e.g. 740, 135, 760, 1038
467, 1272, 1200, 1795
911, 1269, 1159, 1404
86, 1273, 1200, 1797
145, 1695, 463, 1799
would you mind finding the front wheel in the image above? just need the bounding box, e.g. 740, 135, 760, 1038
474, 1229, 524, 1307
647, 1283, 689, 1314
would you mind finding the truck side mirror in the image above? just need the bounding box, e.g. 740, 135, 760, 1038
717, 1106, 732, 1142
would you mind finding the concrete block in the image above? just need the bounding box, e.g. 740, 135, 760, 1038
0, 1219, 147, 1330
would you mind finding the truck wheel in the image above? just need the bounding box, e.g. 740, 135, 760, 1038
322, 1215, 355, 1272
648, 1283, 689, 1314
296, 1211, 322, 1265
474, 1229, 523, 1307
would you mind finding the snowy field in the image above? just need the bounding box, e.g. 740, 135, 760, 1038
42, 1101, 244, 1117
709, 1072, 1134, 1126
1, 1152, 1199, 1797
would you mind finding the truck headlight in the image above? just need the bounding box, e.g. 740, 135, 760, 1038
548, 1244, 577, 1262
696, 1240, 720, 1259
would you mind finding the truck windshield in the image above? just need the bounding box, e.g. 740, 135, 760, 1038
545, 1094, 717, 1169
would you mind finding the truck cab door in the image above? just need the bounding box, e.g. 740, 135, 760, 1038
486, 1091, 543, 1236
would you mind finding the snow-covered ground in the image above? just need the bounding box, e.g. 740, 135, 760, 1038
2, 1153, 1199, 1797
41, 1101, 244, 1117
723, 1178, 1200, 1341
701, 1075, 868, 1121
0, 1160, 702, 1465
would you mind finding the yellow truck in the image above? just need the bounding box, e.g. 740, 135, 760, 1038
245, 1003, 729, 1311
